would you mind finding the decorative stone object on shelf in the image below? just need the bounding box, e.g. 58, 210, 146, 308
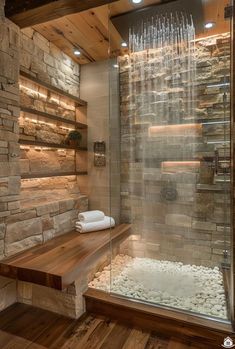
94, 141, 106, 167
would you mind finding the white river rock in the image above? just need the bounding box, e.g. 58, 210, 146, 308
89, 255, 228, 320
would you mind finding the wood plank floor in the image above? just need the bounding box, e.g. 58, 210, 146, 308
0, 303, 216, 349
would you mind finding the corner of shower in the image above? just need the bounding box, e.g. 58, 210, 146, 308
90, 0, 234, 333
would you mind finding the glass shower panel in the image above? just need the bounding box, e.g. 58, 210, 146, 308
90, 0, 232, 323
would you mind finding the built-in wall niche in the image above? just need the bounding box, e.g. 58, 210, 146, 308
20, 78, 76, 122
148, 124, 202, 138
20, 175, 82, 209
19, 111, 88, 149
20, 145, 88, 179
19, 71, 88, 185
19, 112, 76, 146
161, 161, 201, 174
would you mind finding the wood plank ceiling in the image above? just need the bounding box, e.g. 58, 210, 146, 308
32, 0, 164, 64
32, 0, 230, 65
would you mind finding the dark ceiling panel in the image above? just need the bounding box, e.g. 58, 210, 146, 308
111, 0, 204, 42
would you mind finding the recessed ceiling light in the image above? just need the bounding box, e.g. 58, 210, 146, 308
74, 49, 81, 56
132, 0, 143, 3
204, 22, 215, 29
121, 42, 128, 47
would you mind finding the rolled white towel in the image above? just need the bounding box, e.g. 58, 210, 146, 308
78, 210, 105, 223
75, 216, 115, 233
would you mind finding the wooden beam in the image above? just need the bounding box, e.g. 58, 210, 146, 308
5, 0, 118, 28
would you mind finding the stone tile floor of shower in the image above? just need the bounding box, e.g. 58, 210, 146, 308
89, 255, 228, 320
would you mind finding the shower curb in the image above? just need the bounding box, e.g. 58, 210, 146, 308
84, 288, 234, 348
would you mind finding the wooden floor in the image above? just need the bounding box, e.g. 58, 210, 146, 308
0, 303, 213, 349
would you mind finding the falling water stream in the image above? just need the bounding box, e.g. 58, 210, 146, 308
127, 13, 197, 238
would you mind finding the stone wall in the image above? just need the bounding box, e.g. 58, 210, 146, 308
0, 0, 88, 314
119, 33, 231, 267
0, 0, 20, 311
20, 28, 80, 96
20, 148, 76, 176
20, 77, 76, 121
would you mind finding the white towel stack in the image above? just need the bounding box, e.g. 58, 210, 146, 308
75, 210, 115, 233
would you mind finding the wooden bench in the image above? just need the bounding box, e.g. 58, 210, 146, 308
0, 224, 131, 291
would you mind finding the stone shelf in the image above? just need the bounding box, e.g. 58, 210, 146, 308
20, 70, 87, 107
21, 106, 87, 129
19, 139, 88, 151
21, 171, 88, 179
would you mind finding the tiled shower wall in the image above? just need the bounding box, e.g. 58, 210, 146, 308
119, 34, 231, 267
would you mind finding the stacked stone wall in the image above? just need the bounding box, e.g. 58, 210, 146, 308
0, 22, 87, 259
20, 28, 80, 96
0, 0, 20, 310
119, 34, 231, 267
0, 1, 88, 313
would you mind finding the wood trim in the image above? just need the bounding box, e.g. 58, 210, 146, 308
20, 71, 87, 107
223, 268, 232, 321
19, 139, 88, 151
6, 0, 118, 28
0, 224, 131, 290
232, 0, 235, 327
84, 288, 234, 348
21, 106, 87, 129
21, 171, 88, 179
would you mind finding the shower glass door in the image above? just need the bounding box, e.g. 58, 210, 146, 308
89, 0, 233, 323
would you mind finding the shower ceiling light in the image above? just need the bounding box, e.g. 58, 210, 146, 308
74, 49, 81, 56
131, 0, 143, 3
121, 42, 128, 47
204, 22, 215, 29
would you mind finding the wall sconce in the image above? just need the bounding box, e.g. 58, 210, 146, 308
94, 141, 106, 167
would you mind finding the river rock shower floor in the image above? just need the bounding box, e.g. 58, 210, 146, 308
89, 255, 227, 319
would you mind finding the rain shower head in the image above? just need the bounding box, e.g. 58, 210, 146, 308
111, 0, 204, 42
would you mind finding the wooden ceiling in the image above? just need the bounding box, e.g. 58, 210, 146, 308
30, 0, 230, 65
32, 0, 167, 64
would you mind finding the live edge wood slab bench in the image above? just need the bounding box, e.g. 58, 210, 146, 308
0, 224, 131, 291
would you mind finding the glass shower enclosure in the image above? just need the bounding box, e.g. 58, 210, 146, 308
91, 0, 233, 325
